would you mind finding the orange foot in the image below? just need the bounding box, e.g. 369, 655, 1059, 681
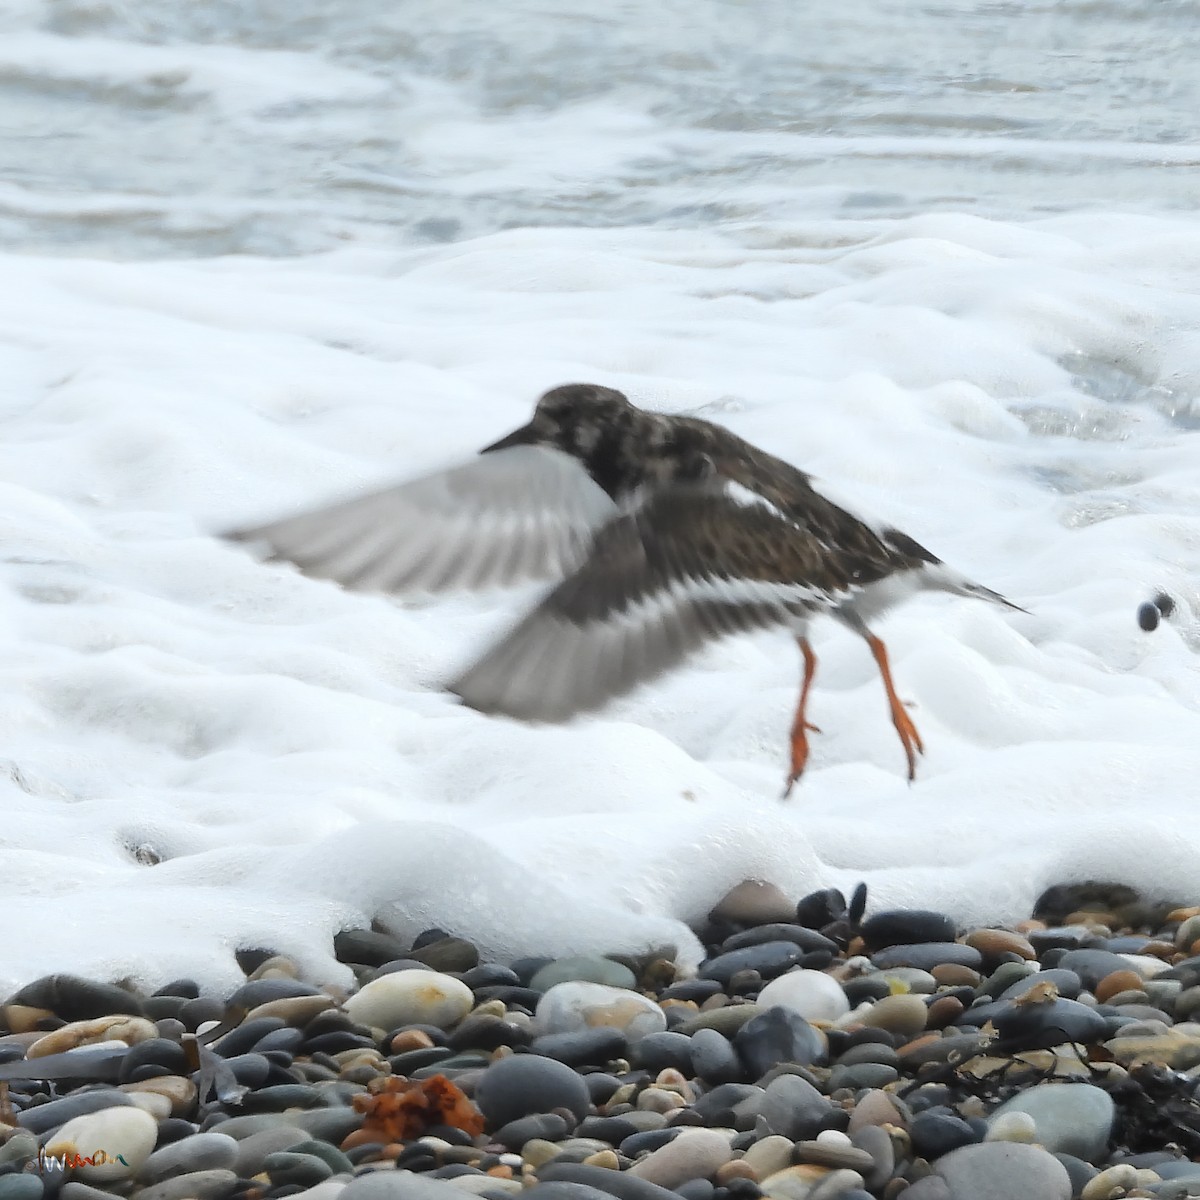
866, 633, 925, 781
782, 637, 820, 798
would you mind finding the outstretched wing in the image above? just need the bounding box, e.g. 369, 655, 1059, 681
449, 483, 854, 722
227, 445, 618, 594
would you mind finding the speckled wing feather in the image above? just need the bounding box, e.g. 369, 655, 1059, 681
449, 484, 859, 722
228, 445, 619, 594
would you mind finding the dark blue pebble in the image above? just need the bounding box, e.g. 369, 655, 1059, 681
910, 1109, 979, 1159
577, 1116, 638, 1143
225, 979, 323, 1009
7, 974, 145, 1020
735, 1006, 826, 1078
254, 1028, 305, 1055
237, 1085, 321, 1112
661, 980, 725, 1003
179, 996, 226, 1031
429, 1165, 485, 1180
690, 1028, 743, 1085
117, 1037, 188, 1082
510, 957, 554, 985
474, 1053, 591, 1125
795, 888, 848, 929
691, 1082, 762, 1124
999, 969, 1083, 1002
993, 997, 1108, 1049
676, 1181, 714, 1200
215, 1017, 287, 1058
154, 978, 201, 999
538, 1162, 683, 1200
700, 942, 803, 984
224, 1054, 272, 1088
1054, 1153, 1099, 1195
472, 986, 545, 1011
630, 1031, 693, 1074
582, 1074, 623, 1105
842, 976, 893, 1005
529, 1029, 627, 1067
303, 1031, 376, 1054
388, 1047, 454, 1074
1028, 927, 1101, 953
460, 964, 522, 990
618, 1129, 682, 1157
263, 1150, 334, 1189
333, 928, 410, 967
860, 909, 957, 950
449, 1014, 530, 1052
17, 1090, 132, 1134
720, 924, 839, 955
871, 943, 982, 971
491, 1112, 571, 1150
1055, 948, 1138, 989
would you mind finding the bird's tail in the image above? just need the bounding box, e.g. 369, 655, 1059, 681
957, 577, 1030, 615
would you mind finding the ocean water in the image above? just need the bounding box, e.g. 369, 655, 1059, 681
3, 0, 1200, 994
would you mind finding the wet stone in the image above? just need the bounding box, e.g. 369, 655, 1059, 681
630, 1031, 693, 1073
860, 910, 957, 950
529, 1028, 628, 1066
699, 943, 804, 984
735, 1006, 826, 1078
992, 997, 1109, 1049
871, 943, 982, 971
475, 1052, 591, 1126
530, 958, 637, 992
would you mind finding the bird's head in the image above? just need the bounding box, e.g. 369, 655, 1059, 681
481, 384, 636, 458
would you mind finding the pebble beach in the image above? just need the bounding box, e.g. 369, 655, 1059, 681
5, 2, 1200, 1198
6, 882, 1200, 1200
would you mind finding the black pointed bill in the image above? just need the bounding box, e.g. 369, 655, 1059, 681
480, 422, 539, 453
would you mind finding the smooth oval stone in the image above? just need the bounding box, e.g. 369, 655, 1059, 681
530, 958, 636, 992
997, 969, 1083, 1002
536, 1164, 682, 1200
214, 1018, 287, 1058
934, 1141, 1071, 1199
535, 982, 665, 1039
135, 1170, 238, 1200
334, 928, 409, 967
721, 925, 839, 955
139, 1132, 239, 1183
837, 1042, 899, 1069
475, 1053, 591, 1126
627, 1129, 732, 1188
344, 970, 473, 1031
630, 1031, 694, 1073
44, 1106, 157, 1182
620, 1129, 682, 1157
735, 1006, 826, 1079
263, 1150, 334, 1188
993, 998, 1108, 1049
1056, 949, 1139, 989
756, 970, 849, 1023
861, 910, 957, 950
989, 1084, 1114, 1163
529, 1028, 627, 1067
493, 1112, 571, 1150
700, 943, 803, 984
340, 1173, 474, 1200
871, 943, 982, 971
710, 880, 797, 926
17, 1090, 133, 1135
754, 1073, 832, 1140
118, 1038, 190, 1083
690, 1028, 742, 1085
911, 1110, 978, 1160
232, 1126, 311, 1175
877, 967, 938, 995
408, 937, 479, 974
827, 1063, 899, 1090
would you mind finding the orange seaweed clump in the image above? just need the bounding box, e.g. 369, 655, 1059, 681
351, 1074, 485, 1141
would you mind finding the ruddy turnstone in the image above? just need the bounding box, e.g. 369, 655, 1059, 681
230, 383, 1024, 791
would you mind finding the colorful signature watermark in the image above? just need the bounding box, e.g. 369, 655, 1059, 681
25, 1146, 131, 1172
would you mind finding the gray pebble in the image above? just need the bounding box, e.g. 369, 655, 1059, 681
139, 1132, 239, 1183
135, 1169, 239, 1200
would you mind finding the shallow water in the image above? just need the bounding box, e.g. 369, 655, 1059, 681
2, 1, 1200, 993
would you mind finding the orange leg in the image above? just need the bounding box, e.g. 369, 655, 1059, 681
866, 633, 924, 781
783, 637, 821, 797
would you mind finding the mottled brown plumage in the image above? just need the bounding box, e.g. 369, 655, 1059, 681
230, 383, 1024, 789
